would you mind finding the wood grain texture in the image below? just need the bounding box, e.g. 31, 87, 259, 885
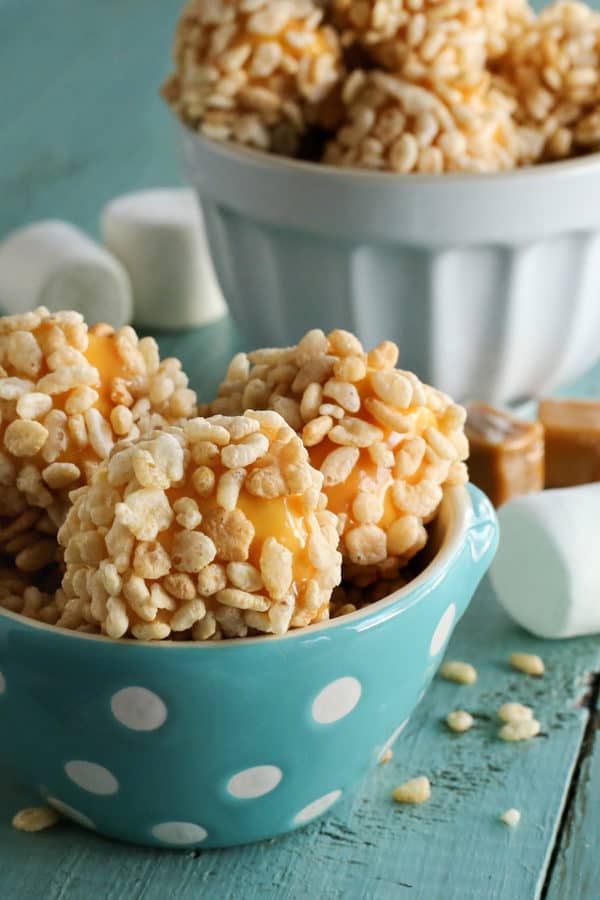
1, 1, 600, 897
545, 699, 600, 900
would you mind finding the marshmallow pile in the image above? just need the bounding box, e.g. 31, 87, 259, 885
0, 189, 226, 331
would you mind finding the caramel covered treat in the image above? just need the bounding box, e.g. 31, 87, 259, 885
465, 402, 544, 507
332, 0, 489, 81
0, 308, 196, 571
324, 69, 519, 173
56, 412, 342, 639
540, 398, 600, 488
210, 329, 468, 584
162, 0, 600, 171
498, 1, 600, 162
162, 0, 342, 154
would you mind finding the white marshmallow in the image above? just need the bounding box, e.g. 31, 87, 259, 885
0, 221, 132, 328
490, 483, 600, 639
102, 188, 227, 330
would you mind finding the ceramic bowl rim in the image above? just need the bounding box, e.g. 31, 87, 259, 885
179, 120, 600, 186
0, 486, 475, 648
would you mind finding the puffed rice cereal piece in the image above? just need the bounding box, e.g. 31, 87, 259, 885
162, 0, 343, 155
440, 660, 478, 684
509, 652, 545, 676
210, 328, 468, 580
0, 308, 197, 570
499, 718, 541, 741
446, 709, 474, 732
498, 702, 534, 723
57, 413, 341, 640
11, 806, 60, 833
500, 807, 521, 827
392, 775, 431, 804
498, 1, 600, 162
324, 69, 519, 173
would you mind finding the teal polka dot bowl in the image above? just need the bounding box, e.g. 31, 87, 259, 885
0, 484, 497, 849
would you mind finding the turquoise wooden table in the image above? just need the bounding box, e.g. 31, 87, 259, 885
2, 2, 600, 898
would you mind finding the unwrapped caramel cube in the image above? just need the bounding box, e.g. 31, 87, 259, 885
540, 398, 600, 488
465, 403, 544, 507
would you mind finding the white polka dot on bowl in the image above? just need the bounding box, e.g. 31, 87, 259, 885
227, 765, 282, 800
429, 603, 457, 656
64, 761, 119, 796
110, 686, 167, 732
47, 796, 95, 830
0, 671, 5, 695
380, 717, 409, 759
294, 789, 342, 825
151, 821, 208, 845
311, 676, 362, 725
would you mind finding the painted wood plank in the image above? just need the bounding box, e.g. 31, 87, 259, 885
545, 699, 600, 900
1, 572, 599, 900
2, 1, 600, 897
152, 319, 243, 405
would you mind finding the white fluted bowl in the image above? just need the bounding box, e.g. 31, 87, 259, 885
180, 124, 600, 404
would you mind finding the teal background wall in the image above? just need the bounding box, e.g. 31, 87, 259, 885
1, 0, 183, 238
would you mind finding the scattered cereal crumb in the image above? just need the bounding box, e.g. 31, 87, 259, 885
380, 749, 393, 764
509, 652, 545, 677
440, 660, 477, 684
499, 719, 541, 742
446, 710, 474, 733
498, 702, 534, 724
12, 806, 60, 833
500, 808, 521, 827
392, 776, 431, 804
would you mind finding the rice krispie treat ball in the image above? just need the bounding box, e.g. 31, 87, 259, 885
323, 69, 518, 173
162, 0, 343, 154
332, 0, 532, 72
331, 0, 487, 81
56, 413, 342, 640
209, 329, 469, 583
0, 308, 196, 572
498, 1, 600, 162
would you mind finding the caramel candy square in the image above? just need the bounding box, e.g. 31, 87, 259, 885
540, 398, 600, 488
465, 403, 544, 507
